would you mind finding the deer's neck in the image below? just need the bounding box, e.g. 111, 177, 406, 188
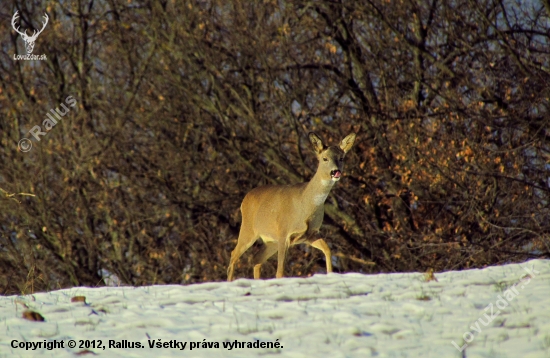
303, 170, 335, 207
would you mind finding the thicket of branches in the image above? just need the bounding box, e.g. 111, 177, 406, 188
1, 0, 549, 295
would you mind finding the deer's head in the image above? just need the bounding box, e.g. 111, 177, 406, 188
309, 132, 356, 182
12, 11, 49, 55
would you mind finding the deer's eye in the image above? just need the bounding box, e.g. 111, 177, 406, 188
340, 157, 344, 161
323, 157, 328, 161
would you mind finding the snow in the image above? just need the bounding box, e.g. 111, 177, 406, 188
1, 259, 549, 357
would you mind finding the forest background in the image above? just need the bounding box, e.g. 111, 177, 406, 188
1, 0, 549, 295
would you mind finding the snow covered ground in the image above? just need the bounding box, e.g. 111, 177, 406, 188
1, 259, 549, 357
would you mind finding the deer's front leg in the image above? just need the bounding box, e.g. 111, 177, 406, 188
276, 238, 288, 278
309, 238, 333, 273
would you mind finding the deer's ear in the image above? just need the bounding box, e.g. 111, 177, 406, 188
308, 132, 326, 153
339, 133, 356, 154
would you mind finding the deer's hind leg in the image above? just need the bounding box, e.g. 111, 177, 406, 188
252, 241, 278, 279
275, 238, 290, 278
227, 224, 257, 281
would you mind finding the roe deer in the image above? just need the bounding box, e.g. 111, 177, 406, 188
227, 132, 356, 281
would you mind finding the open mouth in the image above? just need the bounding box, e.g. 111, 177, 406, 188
330, 170, 341, 179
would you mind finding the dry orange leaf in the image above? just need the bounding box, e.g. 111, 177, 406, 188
22, 310, 45, 322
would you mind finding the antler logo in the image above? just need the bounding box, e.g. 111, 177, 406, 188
12, 11, 48, 55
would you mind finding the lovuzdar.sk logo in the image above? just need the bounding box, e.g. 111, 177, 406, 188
12, 10, 48, 61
